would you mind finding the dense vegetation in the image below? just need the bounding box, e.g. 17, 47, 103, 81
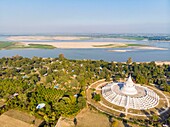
0, 55, 170, 126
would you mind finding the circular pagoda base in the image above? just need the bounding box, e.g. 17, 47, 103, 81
102, 82, 159, 110
86, 79, 170, 118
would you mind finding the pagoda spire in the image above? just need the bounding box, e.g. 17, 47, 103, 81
126, 74, 134, 87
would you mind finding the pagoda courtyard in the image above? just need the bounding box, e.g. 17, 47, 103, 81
102, 75, 159, 110
87, 75, 170, 117
102, 75, 160, 115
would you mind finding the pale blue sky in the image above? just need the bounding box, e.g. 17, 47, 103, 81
0, 0, 169, 34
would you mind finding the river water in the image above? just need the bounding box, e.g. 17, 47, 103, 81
0, 35, 170, 62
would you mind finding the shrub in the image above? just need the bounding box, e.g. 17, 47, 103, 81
93, 94, 101, 102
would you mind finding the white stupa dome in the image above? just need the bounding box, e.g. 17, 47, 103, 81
121, 75, 138, 95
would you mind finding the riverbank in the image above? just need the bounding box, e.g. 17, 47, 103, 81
21, 42, 127, 49
20, 42, 168, 51
1, 41, 168, 52
155, 61, 170, 65
134, 61, 170, 65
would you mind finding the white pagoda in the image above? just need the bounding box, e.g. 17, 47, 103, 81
102, 75, 159, 110
121, 75, 138, 95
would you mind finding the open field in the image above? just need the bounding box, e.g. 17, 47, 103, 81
0, 110, 43, 127
0, 115, 36, 127
0, 110, 42, 127
76, 108, 116, 127
56, 108, 127, 127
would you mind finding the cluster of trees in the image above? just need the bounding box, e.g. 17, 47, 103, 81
148, 36, 170, 41
0, 55, 170, 125
91, 92, 101, 102
0, 79, 86, 126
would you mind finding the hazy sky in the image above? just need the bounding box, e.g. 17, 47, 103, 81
0, 0, 170, 34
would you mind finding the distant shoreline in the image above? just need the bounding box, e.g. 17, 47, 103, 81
7, 36, 90, 41
113, 61, 170, 65
6, 35, 170, 42
154, 61, 170, 65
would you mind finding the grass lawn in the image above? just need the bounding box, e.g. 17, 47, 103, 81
0, 41, 56, 49
27, 44, 56, 49
93, 44, 128, 48
0, 41, 14, 49
93, 44, 117, 47
127, 44, 147, 47
93, 43, 147, 48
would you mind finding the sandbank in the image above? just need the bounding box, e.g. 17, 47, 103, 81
155, 61, 170, 65
132, 46, 168, 50
20, 42, 168, 51
108, 49, 133, 52
21, 42, 126, 49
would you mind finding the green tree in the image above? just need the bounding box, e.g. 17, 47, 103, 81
93, 94, 101, 102
136, 74, 147, 84
59, 54, 65, 61
46, 75, 53, 84
39, 68, 47, 76
127, 57, 132, 64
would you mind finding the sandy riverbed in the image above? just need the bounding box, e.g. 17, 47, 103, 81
107, 46, 168, 52
21, 42, 127, 49
133, 46, 168, 50
108, 49, 133, 52
19, 41, 168, 51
